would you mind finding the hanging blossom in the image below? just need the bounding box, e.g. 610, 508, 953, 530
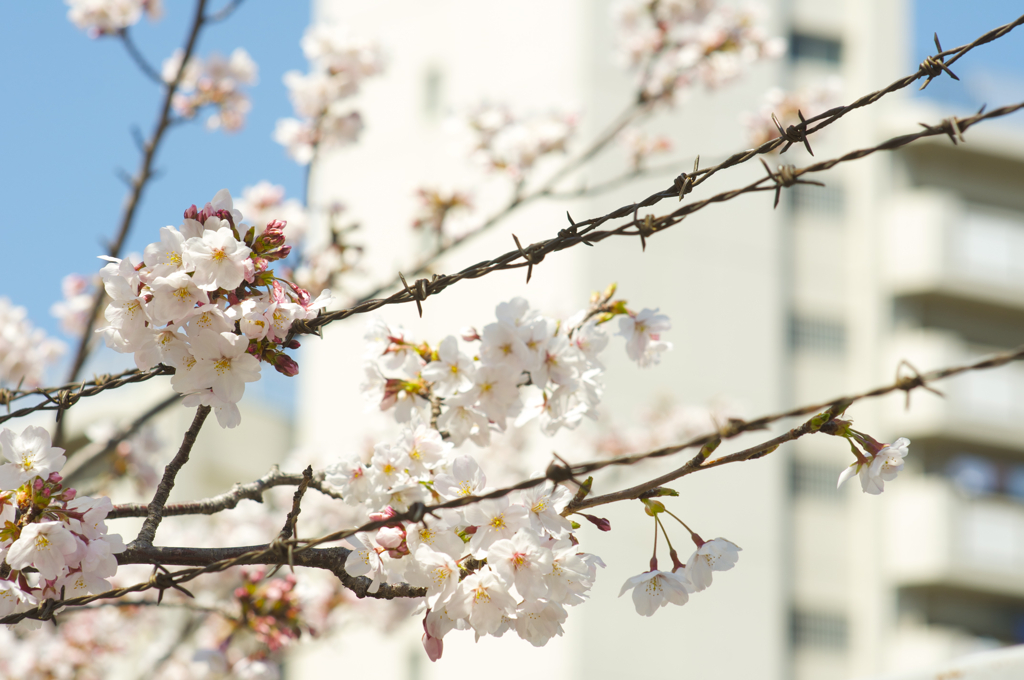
66, 0, 162, 37
466, 103, 578, 180
96, 189, 331, 428
612, 0, 785, 104
275, 25, 384, 164
162, 48, 258, 132
0, 297, 65, 389
0, 425, 125, 622
838, 436, 911, 495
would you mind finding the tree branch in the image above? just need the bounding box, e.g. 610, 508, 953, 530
58, 0, 211, 433
108, 465, 342, 519
132, 405, 211, 548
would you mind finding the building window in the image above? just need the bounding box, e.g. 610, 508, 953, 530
790, 182, 845, 216
789, 316, 846, 354
790, 33, 843, 64
792, 610, 848, 649
791, 461, 844, 500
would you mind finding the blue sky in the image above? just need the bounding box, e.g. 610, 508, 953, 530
1, 1, 1022, 391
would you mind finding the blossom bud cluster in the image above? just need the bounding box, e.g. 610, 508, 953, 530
0, 297, 65, 389
612, 0, 785, 103
362, 296, 671, 442
1, 425, 125, 622
466, 104, 578, 179
65, 0, 162, 37
234, 568, 304, 653
162, 48, 258, 132
275, 25, 384, 164
97, 189, 330, 428
325, 431, 602, 658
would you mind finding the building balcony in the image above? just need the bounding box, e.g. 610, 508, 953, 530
885, 477, 1024, 600
885, 330, 1024, 451
884, 190, 1024, 333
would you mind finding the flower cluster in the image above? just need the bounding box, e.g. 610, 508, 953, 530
162, 48, 258, 132
466, 104, 578, 180
838, 436, 910, 495
65, 0, 162, 37
97, 189, 330, 428
275, 25, 384, 164
1, 425, 125, 622
612, 0, 785, 103
325, 432, 602, 659
234, 568, 306, 653
362, 291, 671, 442
0, 297, 65, 388
741, 77, 843, 150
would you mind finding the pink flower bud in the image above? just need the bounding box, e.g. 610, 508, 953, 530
184, 204, 198, 220
375, 526, 405, 550
274, 354, 299, 377
580, 513, 611, 532
33, 479, 43, 490
368, 506, 398, 522
285, 340, 301, 350
48, 473, 62, 483
243, 258, 256, 284
62, 488, 77, 501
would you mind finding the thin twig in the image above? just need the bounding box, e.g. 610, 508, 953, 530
131, 405, 212, 548
58, 0, 210, 438
118, 28, 163, 84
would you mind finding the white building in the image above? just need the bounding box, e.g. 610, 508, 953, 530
295, 1, 1024, 678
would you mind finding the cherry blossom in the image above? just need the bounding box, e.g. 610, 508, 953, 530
183, 225, 253, 291
163, 48, 258, 132
6, 521, 79, 581
190, 329, 262, 404
838, 437, 911, 495
686, 537, 741, 592
486, 528, 553, 599
0, 426, 66, 490
619, 569, 692, 616
618, 308, 672, 367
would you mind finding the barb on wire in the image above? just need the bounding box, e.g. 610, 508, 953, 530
294, 101, 1024, 339
7, 103, 1023, 429
5, 343, 1023, 625
918, 32, 961, 91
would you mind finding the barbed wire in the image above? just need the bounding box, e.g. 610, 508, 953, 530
4, 342, 1017, 625
296, 100, 1024, 334
5, 102, 1021, 428
339, 12, 1024, 314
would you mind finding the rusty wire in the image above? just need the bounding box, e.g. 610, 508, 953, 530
5, 101, 1023, 426
4, 341, 1022, 625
